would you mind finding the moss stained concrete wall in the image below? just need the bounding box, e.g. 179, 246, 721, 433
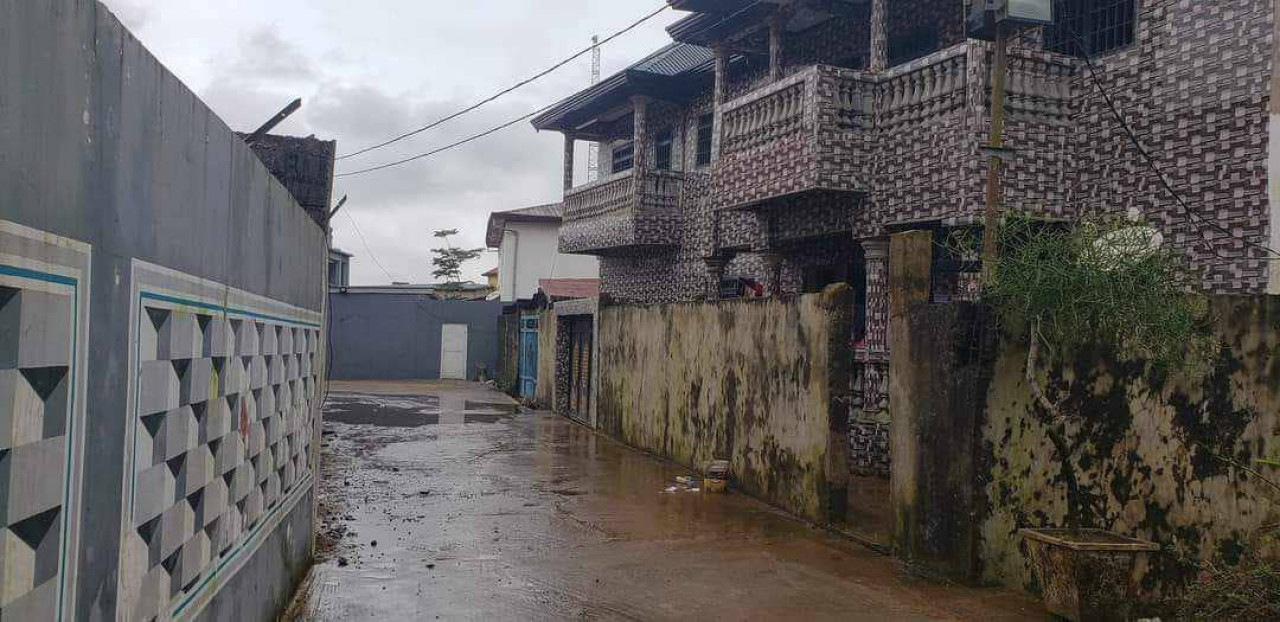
596, 286, 852, 523
980, 295, 1280, 601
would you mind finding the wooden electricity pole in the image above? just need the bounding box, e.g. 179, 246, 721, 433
981, 26, 1009, 282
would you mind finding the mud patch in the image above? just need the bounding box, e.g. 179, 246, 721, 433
326, 393, 441, 427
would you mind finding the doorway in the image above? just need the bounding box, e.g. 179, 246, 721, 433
440, 323, 468, 379
518, 316, 538, 398
566, 317, 593, 421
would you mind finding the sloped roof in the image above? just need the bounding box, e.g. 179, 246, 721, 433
530, 43, 714, 133
538, 278, 600, 300
486, 203, 563, 247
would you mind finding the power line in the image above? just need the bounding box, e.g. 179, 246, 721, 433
336, 4, 670, 161
343, 210, 401, 281
1066, 29, 1280, 261
335, 104, 554, 177
333, 1, 766, 179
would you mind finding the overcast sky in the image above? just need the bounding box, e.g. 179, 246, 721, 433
99, 0, 681, 285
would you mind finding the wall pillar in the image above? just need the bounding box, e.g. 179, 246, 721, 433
870, 0, 888, 73
704, 255, 731, 300
888, 230, 992, 582
862, 239, 890, 356
712, 44, 728, 161
562, 134, 575, 192
631, 95, 649, 172
760, 251, 783, 296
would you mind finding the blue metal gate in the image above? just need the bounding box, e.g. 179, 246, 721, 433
518, 316, 538, 398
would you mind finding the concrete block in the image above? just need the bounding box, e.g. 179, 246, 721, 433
138, 360, 179, 416
257, 384, 275, 419
159, 311, 201, 361
0, 288, 72, 369
0, 370, 44, 451
235, 319, 258, 356
248, 422, 265, 459
0, 436, 64, 525
248, 355, 267, 390
203, 398, 231, 443
204, 317, 234, 358
259, 323, 277, 356
268, 354, 284, 385
133, 564, 169, 622
200, 478, 228, 528
243, 487, 263, 527
1, 575, 57, 621
158, 500, 194, 561
163, 407, 198, 463
133, 463, 176, 527
230, 465, 253, 502
0, 527, 35, 606
184, 357, 213, 405
278, 328, 293, 357
183, 445, 214, 497
214, 436, 243, 476
264, 473, 280, 508
179, 531, 210, 588
285, 354, 299, 381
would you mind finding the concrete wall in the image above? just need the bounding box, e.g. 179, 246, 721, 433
980, 295, 1280, 602
595, 288, 851, 523
328, 294, 500, 381
497, 221, 598, 302
0, 1, 328, 620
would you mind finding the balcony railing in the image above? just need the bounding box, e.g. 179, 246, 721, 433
712, 42, 1076, 218
559, 169, 686, 255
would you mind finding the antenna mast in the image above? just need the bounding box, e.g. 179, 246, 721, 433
587, 35, 602, 183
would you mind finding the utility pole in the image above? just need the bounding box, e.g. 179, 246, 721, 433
980, 25, 1009, 282
586, 35, 602, 183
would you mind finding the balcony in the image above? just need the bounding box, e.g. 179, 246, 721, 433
559, 169, 687, 255
711, 64, 877, 210
711, 43, 1076, 221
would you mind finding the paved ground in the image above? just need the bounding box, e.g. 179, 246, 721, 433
291, 380, 1045, 621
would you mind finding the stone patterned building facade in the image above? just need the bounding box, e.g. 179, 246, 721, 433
532, 0, 1280, 481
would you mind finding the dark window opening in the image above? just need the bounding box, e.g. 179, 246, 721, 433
1044, 0, 1136, 58
695, 114, 714, 167
611, 141, 634, 174
888, 26, 939, 66
655, 129, 673, 171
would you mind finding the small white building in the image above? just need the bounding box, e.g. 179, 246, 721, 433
485, 203, 598, 304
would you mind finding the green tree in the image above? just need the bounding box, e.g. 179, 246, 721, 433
430, 229, 483, 287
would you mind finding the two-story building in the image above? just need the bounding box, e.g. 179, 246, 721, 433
532, 0, 1279, 535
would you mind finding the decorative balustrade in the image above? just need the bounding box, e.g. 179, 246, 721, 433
560, 168, 684, 254
878, 51, 968, 128
720, 78, 810, 155
563, 170, 635, 221
1005, 53, 1073, 123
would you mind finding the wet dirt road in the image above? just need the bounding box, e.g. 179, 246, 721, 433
294, 380, 1045, 621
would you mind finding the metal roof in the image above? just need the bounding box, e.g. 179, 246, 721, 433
530, 43, 714, 133
486, 203, 564, 247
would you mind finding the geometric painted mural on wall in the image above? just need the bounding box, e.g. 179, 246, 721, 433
120, 261, 322, 621
0, 221, 90, 622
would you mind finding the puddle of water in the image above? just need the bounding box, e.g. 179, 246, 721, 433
463, 413, 512, 425
463, 401, 519, 414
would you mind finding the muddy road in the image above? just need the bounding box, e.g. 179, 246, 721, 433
293, 380, 1042, 621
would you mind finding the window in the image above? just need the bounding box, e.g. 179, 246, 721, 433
695, 114, 714, 167
611, 141, 634, 173
655, 129, 673, 170
1044, 0, 1136, 58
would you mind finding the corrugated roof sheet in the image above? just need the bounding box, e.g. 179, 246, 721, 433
631, 43, 714, 76
486, 203, 564, 247
538, 278, 600, 300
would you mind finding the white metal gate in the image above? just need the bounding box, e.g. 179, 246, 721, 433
440, 323, 468, 379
